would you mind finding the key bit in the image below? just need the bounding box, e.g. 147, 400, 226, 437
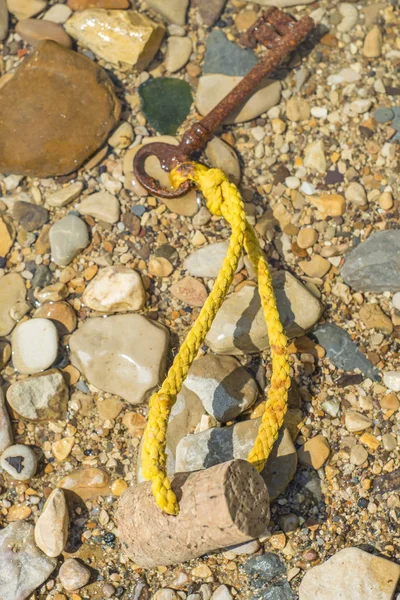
134, 7, 314, 199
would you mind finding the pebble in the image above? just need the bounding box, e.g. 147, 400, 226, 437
57, 467, 111, 500
59, 558, 91, 592
206, 273, 323, 355
34, 489, 69, 557
108, 121, 134, 149
0, 41, 120, 177
359, 304, 392, 334
0, 387, 13, 452
345, 410, 373, 433
10, 301, 30, 323
259, 584, 294, 600
0, 215, 15, 257
0, 522, 57, 600
43, 3, 72, 22
82, 266, 145, 313
66, 10, 165, 68
299, 547, 400, 599
0, 273, 26, 336
297, 435, 330, 469
313, 323, 379, 380
148, 257, 174, 277
303, 140, 327, 174
297, 228, 318, 249
350, 444, 368, 466
146, 0, 188, 25
170, 276, 208, 307
0, 0, 8, 40
37, 282, 68, 303
363, 25, 383, 58
1, 444, 37, 480
379, 192, 393, 211
46, 182, 84, 208
165, 36, 192, 73
374, 107, 393, 123
12, 318, 59, 374
382, 433, 396, 452
185, 354, 258, 422
111, 479, 128, 496
97, 397, 123, 420
16, 18, 73, 47
299, 255, 331, 278
211, 585, 233, 600
383, 372, 400, 392
139, 77, 193, 135
52, 436, 75, 461
196, 75, 281, 124
311, 106, 328, 119
203, 30, 257, 77
7, 0, 46, 19
49, 215, 89, 266
184, 241, 243, 278
34, 301, 77, 336
337, 2, 358, 33
205, 137, 241, 185
341, 230, 400, 292
0, 341, 11, 369
13, 201, 49, 232
153, 590, 180, 600
243, 553, 285, 583
7, 369, 68, 421
77, 191, 120, 224
286, 97, 310, 122
68, 0, 129, 8
192, 0, 225, 26
176, 424, 297, 501
70, 314, 169, 404
345, 182, 367, 207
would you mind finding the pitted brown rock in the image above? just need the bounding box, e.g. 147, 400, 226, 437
0, 40, 120, 177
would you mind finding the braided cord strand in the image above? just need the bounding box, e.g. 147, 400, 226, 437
141, 164, 247, 515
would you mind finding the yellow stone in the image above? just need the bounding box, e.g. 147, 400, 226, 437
7, 505, 32, 522
0, 215, 15, 257
111, 479, 128, 497
306, 193, 346, 217
52, 436, 75, 461
191, 564, 212, 578
122, 411, 146, 437
360, 432, 380, 451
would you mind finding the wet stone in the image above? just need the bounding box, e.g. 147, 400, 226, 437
146, 0, 188, 25
59, 558, 90, 591
34, 488, 69, 558
82, 266, 145, 313
1, 444, 38, 480
139, 78, 193, 135
34, 301, 77, 335
16, 18, 73, 47
49, 215, 89, 266
203, 30, 257, 76
257, 583, 294, 600
57, 467, 111, 500
7, 369, 69, 421
243, 553, 285, 585
77, 191, 120, 224
0, 522, 57, 600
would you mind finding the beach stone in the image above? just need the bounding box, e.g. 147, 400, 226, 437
16, 18, 72, 47
196, 75, 281, 124
59, 558, 90, 591
304, 140, 326, 174
258, 583, 294, 600
313, 323, 380, 380
363, 24, 382, 58
43, 3, 72, 22
254, 0, 313, 5
68, 0, 129, 8
185, 354, 258, 422
145, 0, 188, 25
82, 266, 145, 313
0, 273, 26, 336
297, 435, 330, 469
206, 272, 323, 355
70, 314, 169, 404
176, 423, 297, 501
0, 0, 8, 40
205, 138, 241, 185
0, 216, 15, 257
383, 371, 400, 392
12, 318, 59, 374
34, 301, 77, 335
139, 78, 192, 135
0, 341, 11, 369
7, 369, 68, 421
374, 107, 393, 123
77, 191, 120, 224
211, 586, 232, 600
345, 182, 367, 207
191, 0, 226, 26
34, 489, 69, 558
341, 231, 400, 292
306, 193, 346, 217
13, 201, 49, 232
49, 215, 89, 266
7, 0, 46, 19
165, 36, 192, 73
345, 410, 373, 433
286, 97, 310, 122
359, 304, 393, 334
66, 9, 165, 68
36, 283, 68, 303
1, 444, 37, 480
0, 41, 120, 177
184, 241, 243, 278
57, 467, 111, 500
170, 276, 208, 307
0, 387, 13, 453
350, 444, 368, 466
299, 547, 400, 600
203, 30, 257, 77
46, 182, 83, 208
0, 522, 56, 600
108, 122, 134, 149
297, 228, 317, 249
53, 438, 74, 462
243, 553, 285, 583
337, 2, 358, 33
97, 397, 123, 420
299, 255, 331, 278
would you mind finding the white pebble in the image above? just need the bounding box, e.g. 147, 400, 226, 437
311, 107, 328, 119
350, 99, 372, 114
300, 182, 316, 195
285, 176, 300, 190
12, 318, 59, 374
383, 372, 400, 392
392, 292, 400, 311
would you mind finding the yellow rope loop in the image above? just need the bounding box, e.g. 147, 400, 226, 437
141, 161, 290, 514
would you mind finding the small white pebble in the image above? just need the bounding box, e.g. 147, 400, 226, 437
300, 182, 316, 195
285, 176, 300, 190
311, 107, 328, 119
392, 292, 400, 311
383, 372, 400, 392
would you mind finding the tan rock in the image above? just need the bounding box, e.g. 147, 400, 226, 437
82, 266, 145, 312
46, 182, 83, 208
165, 36, 192, 73
379, 191, 393, 211
305, 193, 346, 217
58, 467, 111, 499
52, 436, 75, 461
34, 489, 69, 557
359, 303, 393, 334
0, 273, 26, 336
148, 257, 174, 277
7, 369, 69, 421
77, 191, 120, 224
363, 25, 382, 58
170, 276, 208, 307
122, 411, 146, 437
0, 216, 15, 257
66, 9, 165, 69
97, 397, 123, 420
297, 228, 318, 249
68, 0, 129, 9
34, 224, 51, 254
286, 97, 310, 122
303, 140, 326, 174
7, 0, 46, 19
345, 410, 372, 433
205, 137, 241, 185
0, 41, 120, 177
16, 18, 73, 47
297, 435, 330, 469
34, 301, 77, 335
299, 255, 331, 278
145, 0, 188, 25
108, 121, 134, 149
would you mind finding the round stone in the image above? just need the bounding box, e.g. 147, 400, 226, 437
59, 558, 90, 592
12, 318, 59, 374
1, 444, 38, 480
34, 301, 77, 335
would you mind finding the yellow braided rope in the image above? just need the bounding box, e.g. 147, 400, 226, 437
141, 162, 290, 515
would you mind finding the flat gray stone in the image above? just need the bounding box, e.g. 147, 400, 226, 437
0, 521, 56, 600
49, 215, 89, 266
341, 230, 400, 292
203, 30, 257, 76
184, 241, 243, 278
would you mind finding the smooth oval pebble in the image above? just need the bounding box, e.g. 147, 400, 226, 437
49, 215, 89, 267
16, 18, 73, 48
383, 371, 400, 392
34, 301, 77, 335
1, 444, 38, 480
59, 558, 90, 591
12, 318, 59, 374
34, 488, 69, 557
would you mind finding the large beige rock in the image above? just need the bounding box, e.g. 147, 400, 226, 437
0, 41, 120, 177
66, 9, 165, 68
70, 314, 169, 404
196, 75, 281, 124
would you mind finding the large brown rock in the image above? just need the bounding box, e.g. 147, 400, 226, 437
0, 41, 120, 177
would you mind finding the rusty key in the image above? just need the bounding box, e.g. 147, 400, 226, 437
134, 7, 314, 198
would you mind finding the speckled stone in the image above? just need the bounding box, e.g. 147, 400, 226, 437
7, 369, 69, 421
